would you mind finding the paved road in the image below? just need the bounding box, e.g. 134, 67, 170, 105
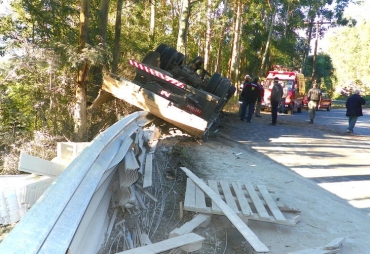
286, 107, 370, 136
223, 108, 370, 216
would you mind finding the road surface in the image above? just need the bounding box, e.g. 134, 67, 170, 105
221, 107, 370, 216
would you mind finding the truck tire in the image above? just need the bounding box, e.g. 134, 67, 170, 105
174, 52, 184, 66
188, 56, 204, 71
155, 44, 169, 56
288, 103, 294, 115
205, 73, 222, 94
160, 47, 178, 70
214, 78, 231, 99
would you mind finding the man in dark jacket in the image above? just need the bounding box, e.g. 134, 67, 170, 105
254, 78, 264, 117
269, 77, 283, 125
307, 83, 322, 124
240, 75, 261, 122
346, 89, 366, 133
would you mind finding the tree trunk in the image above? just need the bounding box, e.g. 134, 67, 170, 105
302, 16, 314, 76
75, 0, 90, 141
215, 0, 228, 73
112, 0, 124, 74
150, 0, 156, 45
90, 0, 110, 99
176, 0, 189, 55
259, 8, 276, 77
229, 0, 241, 84
203, 0, 212, 71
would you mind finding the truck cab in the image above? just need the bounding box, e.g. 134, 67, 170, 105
261, 66, 306, 114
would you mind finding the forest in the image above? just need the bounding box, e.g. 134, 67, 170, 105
0, 0, 368, 174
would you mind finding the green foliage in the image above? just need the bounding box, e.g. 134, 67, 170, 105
0, 0, 353, 174
327, 18, 370, 93
304, 53, 335, 93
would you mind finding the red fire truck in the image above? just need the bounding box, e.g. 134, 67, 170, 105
261, 66, 306, 114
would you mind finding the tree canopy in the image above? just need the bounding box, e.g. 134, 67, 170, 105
0, 0, 359, 145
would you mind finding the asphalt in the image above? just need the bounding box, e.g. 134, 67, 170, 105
217, 107, 370, 216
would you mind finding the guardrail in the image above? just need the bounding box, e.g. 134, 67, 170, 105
0, 111, 154, 254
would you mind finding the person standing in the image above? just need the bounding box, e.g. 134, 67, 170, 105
255, 78, 264, 117
239, 75, 252, 120
269, 77, 283, 125
280, 83, 288, 115
240, 75, 260, 122
346, 89, 366, 133
307, 83, 322, 124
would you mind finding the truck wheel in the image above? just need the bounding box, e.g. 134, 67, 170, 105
327, 105, 331, 111
174, 52, 184, 66
188, 56, 204, 71
155, 44, 169, 56
205, 73, 222, 94
214, 78, 231, 99
288, 103, 294, 115
160, 47, 178, 70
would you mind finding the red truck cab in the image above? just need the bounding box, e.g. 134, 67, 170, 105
261, 66, 306, 114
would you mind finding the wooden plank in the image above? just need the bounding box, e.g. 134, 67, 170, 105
143, 153, 153, 188
184, 178, 196, 210
118, 233, 204, 254
195, 183, 207, 212
19, 152, 65, 177
231, 182, 253, 216
324, 237, 345, 250
181, 167, 269, 253
288, 247, 341, 254
135, 183, 158, 203
169, 214, 211, 238
219, 181, 239, 214
257, 185, 286, 222
207, 180, 222, 213
242, 182, 270, 220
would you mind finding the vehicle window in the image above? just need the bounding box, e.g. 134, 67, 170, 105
322, 93, 330, 99
279, 80, 293, 90
265, 80, 273, 89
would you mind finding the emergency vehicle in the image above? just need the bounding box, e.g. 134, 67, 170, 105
261, 66, 306, 114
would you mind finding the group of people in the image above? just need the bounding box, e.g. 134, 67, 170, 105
306, 82, 366, 133
238, 75, 264, 123
239, 75, 284, 125
238, 74, 366, 132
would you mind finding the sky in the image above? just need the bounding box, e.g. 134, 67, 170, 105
0, 0, 12, 15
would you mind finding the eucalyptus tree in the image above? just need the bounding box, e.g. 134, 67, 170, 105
300, 0, 351, 82
327, 18, 370, 91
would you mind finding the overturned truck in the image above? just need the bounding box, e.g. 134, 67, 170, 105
92, 44, 233, 138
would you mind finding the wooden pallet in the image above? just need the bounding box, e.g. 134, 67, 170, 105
184, 179, 298, 226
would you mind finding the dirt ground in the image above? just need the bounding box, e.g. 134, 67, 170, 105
148, 110, 370, 254
2, 109, 370, 254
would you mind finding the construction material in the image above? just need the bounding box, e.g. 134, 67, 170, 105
288, 237, 345, 254
118, 233, 204, 254
19, 152, 65, 177
169, 213, 211, 238
0, 112, 153, 254
184, 178, 298, 226
180, 167, 270, 253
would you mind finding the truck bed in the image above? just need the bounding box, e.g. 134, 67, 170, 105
92, 74, 216, 138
